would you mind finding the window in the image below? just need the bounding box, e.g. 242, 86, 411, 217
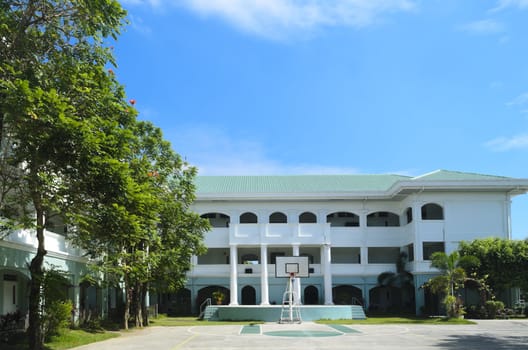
368, 247, 400, 263
240, 212, 257, 224
422, 242, 445, 260
421, 203, 444, 220
407, 244, 414, 262
326, 212, 359, 227
405, 207, 413, 224
299, 212, 317, 223
366, 212, 400, 227
269, 212, 287, 223
200, 212, 230, 227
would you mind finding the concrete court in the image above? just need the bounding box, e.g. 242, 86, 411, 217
72, 319, 528, 350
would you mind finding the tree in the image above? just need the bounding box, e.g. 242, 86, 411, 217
376, 252, 415, 313
423, 251, 478, 318
459, 238, 528, 293
1, 1, 126, 348
71, 121, 209, 329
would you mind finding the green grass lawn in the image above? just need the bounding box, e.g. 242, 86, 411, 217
45, 329, 120, 350
1, 329, 120, 350
317, 316, 476, 325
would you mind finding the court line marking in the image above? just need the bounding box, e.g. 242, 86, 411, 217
171, 333, 199, 349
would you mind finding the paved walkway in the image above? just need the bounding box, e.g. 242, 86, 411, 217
72, 319, 528, 350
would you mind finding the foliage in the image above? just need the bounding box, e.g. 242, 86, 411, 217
1, 1, 127, 348
42, 300, 73, 341
459, 238, 528, 292
212, 290, 225, 304
484, 300, 505, 319
423, 251, 473, 318
376, 252, 415, 313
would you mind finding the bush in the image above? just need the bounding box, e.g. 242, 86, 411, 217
465, 304, 487, 319
42, 300, 73, 341
484, 300, 504, 319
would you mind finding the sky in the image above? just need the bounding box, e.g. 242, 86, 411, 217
113, 0, 528, 239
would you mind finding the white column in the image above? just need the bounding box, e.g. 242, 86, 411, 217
322, 244, 333, 305
292, 244, 301, 304
230, 245, 239, 305
260, 245, 269, 305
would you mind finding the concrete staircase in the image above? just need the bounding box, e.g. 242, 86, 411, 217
202, 306, 220, 321
351, 305, 367, 320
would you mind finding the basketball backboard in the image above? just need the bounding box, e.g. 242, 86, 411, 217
275, 256, 310, 278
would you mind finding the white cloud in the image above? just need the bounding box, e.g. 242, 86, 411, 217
181, 0, 417, 38
122, 0, 417, 39
459, 19, 504, 35
166, 125, 361, 175
507, 92, 528, 106
485, 134, 528, 151
490, 0, 528, 12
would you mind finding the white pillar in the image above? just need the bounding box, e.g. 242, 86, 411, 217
260, 245, 269, 305
292, 244, 301, 304
322, 244, 333, 305
230, 245, 239, 305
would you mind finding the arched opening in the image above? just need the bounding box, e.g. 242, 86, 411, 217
405, 207, 413, 224
240, 212, 257, 224
269, 212, 287, 223
366, 211, 400, 227
241, 286, 256, 305
200, 212, 230, 227
299, 212, 317, 223
197, 286, 230, 307
304, 285, 319, 305
160, 288, 192, 316
326, 212, 359, 227
421, 203, 444, 220
332, 285, 363, 305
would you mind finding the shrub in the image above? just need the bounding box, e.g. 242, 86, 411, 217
42, 300, 73, 341
484, 300, 504, 319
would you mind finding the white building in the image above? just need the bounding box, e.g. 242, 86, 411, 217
171, 170, 528, 315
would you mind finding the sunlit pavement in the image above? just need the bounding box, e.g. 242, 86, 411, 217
72, 319, 528, 350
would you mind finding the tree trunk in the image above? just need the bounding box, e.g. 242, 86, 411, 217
27, 202, 46, 350
141, 282, 149, 326
123, 276, 130, 330
135, 281, 143, 328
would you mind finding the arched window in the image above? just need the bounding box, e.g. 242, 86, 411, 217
240, 212, 257, 224
200, 212, 230, 227
269, 212, 287, 223
421, 203, 444, 220
405, 207, 413, 224
326, 212, 359, 227
366, 211, 400, 227
299, 212, 317, 223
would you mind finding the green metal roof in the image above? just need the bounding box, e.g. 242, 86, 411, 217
411, 170, 509, 181
195, 170, 522, 196
196, 174, 410, 194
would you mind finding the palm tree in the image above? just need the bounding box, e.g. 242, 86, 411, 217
376, 252, 415, 313
424, 251, 478, 317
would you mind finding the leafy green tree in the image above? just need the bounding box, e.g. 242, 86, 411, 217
424, 251, 478, 318
459, 238, 528, 293
0, 1, 126, 348
376, 252, 415, 313
72, 121, 208, 329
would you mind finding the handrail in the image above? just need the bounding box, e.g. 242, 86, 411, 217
351, 297, 363, 307
198, 298, 212, 319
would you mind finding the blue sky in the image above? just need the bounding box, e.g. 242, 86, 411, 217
114, 0, 528, 239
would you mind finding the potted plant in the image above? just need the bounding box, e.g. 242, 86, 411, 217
212, 290, 225, 305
